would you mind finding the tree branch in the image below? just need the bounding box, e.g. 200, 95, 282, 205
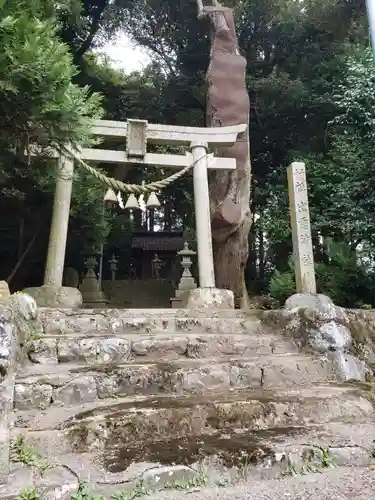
74, 2, 108, 61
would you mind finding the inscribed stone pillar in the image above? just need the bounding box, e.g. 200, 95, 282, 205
287, 162, 316, 294
44, 155, 74, 287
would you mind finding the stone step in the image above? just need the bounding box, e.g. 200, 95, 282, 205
14, 354, 337, 410
5, 421, 375, 500
78, 421, 375, 487
29, 331, 298, 365
3, 462, 375, 500
38, 308, 259, 337
12, 385, 374, 465
40, 307, 250, 319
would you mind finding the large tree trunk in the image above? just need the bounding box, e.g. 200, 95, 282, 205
198, 2, 252, 306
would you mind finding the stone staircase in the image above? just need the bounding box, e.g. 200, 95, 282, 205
4, 307, 375, 499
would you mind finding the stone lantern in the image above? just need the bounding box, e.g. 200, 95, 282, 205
79, 255, 109, 308
170, 242, 197, 308
109, 254, 118, 282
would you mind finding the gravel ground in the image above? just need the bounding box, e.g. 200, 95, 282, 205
150, 467, 375, 500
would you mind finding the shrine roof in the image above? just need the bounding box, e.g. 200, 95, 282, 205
131, 231, 184, 251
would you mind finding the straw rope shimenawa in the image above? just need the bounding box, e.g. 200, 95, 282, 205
60, 144, 209, 195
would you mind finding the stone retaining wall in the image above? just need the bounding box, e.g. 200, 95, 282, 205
0, 293, 39, 483
262, 294, 375, 382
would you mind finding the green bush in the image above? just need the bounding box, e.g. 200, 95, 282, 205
269, 269, 295, 305
269, 256, 295, 304
315, 240, 375, 308
268, 239, 375, 308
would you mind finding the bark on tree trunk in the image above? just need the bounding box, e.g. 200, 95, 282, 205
197, 1, 252, 306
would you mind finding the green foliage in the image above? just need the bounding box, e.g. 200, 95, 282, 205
333, 47, 375, 141
71, 483, 105, 500
315, 239, 375, 308
70, 476, 208, 500
10, 436, 40, 466
269, 240, 375, 308
269, 256, 296, 305
70, 168, 110, 253
164, 472, 207, 491
111, 482, 150, 499
0, 0, 109, 280
10, 435, 50, 471
269, 269, 296, 305
18, 488, 37, 500
0, 5, 102, 158
282, 445, 335, 477
319, 446, 335, 469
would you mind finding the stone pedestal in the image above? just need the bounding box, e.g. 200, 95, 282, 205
79, 256, 109, 308
187, 288, 234, 310
22, 285, 82, 308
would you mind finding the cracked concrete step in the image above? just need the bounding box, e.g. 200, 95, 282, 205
12, 385, 374, 463
28, 331, 298, 365
38, 308, 260, 337
13, 353, 337, 410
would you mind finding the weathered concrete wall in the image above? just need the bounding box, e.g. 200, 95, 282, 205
0, 293, 40, 483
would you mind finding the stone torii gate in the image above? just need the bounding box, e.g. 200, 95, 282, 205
27, 119, 246, 308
